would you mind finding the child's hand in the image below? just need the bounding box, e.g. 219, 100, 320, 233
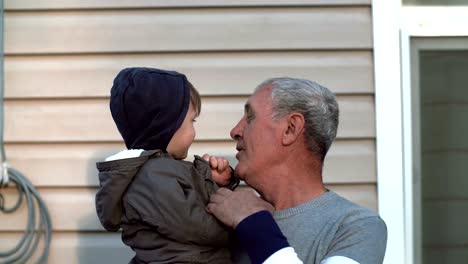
202, 154, 232, 187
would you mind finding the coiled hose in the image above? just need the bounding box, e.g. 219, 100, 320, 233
0, 0, 53, 263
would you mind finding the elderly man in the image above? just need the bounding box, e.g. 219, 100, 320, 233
207, 77, 387, 264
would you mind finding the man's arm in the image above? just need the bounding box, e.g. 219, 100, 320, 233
207, 188, 302, 264
207, 188, 386, 264
235, 210, 302, 264
323, 216, 387, 264
234, 209, 362, 264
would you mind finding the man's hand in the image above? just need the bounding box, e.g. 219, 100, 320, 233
202, 154, 232, 186
206, 188, 274, 228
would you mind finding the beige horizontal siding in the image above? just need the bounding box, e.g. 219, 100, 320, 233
5, 139, 375, 187
5, 0, 371, 10
0, 233, 133, 264
4, 96, 375, 142
5, 7, 372, 54
0, 184, 377, 232
5, 51, 373, 98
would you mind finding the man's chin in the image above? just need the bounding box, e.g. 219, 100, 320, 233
234, 167, 246, 181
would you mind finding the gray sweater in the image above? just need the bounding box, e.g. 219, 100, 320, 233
233, 191, 387, 264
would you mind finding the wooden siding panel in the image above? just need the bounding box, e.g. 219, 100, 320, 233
0, 1, 378, 263
5, 140, 375, 187
0, 233, 134, 264
1, 188, 101, 231
339, 96, 375, 138
0, 184, 377, 231
5, 8, 372, 54
4, 96, 374, 142
5, 0, 371, 10
323, 139, 375, 183
5, 51, 373, 98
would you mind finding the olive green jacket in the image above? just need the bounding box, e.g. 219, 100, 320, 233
95, 150, 231, 263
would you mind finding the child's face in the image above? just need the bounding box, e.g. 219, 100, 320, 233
166, 103, 197, 160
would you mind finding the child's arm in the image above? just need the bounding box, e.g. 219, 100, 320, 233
202, 154, 239, 189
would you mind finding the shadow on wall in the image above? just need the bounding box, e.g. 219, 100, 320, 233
77, 148, 134, 264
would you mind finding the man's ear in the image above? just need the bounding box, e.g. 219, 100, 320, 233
282, 113, 305, 146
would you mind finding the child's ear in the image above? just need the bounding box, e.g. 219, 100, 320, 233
281, 113, 305, 146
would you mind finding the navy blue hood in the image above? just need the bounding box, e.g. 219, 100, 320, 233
110, 67, 190, 151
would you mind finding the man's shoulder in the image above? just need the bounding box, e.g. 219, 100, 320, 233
329, 191, 382, 220
275, 191, 385, 233
322, 192, 387, 264
328, 192, 387, 237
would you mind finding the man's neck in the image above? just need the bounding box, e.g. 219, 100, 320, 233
266, 178, 327, 210
259, 154, 327, 210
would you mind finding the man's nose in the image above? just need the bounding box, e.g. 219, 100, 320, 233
230, 119, 243, 140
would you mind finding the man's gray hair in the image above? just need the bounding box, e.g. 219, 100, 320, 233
256, 77, 339, 161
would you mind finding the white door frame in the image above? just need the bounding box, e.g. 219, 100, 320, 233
373, 2, 468, 264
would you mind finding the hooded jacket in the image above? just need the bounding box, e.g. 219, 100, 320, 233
95, 150, 231, 264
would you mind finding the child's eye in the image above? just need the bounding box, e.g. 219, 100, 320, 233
192, 118, 197, 123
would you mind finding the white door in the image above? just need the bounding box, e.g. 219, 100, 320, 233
410, 38, 468, 264
373, 2, 468, 264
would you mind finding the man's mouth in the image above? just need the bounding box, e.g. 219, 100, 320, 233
236, 145, 245, 152
235, 148, 244, 159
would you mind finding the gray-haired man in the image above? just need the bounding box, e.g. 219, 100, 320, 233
207, 78, 387, 264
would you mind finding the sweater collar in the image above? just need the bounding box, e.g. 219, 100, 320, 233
273, 190, 336, 219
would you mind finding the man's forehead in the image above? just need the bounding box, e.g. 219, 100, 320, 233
245, 93, 258, 112
245, 88, 271, 112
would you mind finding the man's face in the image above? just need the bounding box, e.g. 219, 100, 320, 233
230, 87, 282, 186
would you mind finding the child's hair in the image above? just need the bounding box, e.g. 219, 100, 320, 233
188, 81, 201, 117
